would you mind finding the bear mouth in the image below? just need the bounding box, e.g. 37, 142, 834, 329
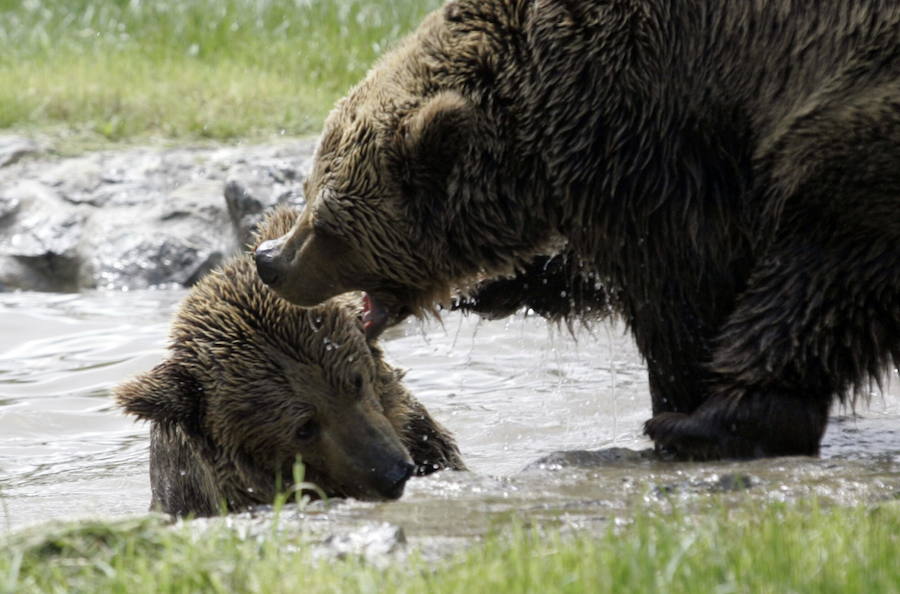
361, 293, 391, 339
361, 292, 413, 339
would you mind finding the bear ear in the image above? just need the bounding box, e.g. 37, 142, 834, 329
115, 360, 202, 431
401, 91, 475, 203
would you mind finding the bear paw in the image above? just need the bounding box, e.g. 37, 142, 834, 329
644, 412, 726, 461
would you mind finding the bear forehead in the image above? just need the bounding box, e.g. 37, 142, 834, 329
193, 348, 373, 409
179, 282, 371, 357
186, 325, 373, 380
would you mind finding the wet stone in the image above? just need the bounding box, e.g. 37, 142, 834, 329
39, 158, 105, 205
0, 135, 41, 168
225, 162, 306, 246
0, 254, 80, 292
78, 211, 230, 290
224, 180, 268, 247
0, 193, 20, 222
0, 138, 316, 292
165, 180, 229, 222
321, 523, 408, 562
0, 181, 86, 291
522, 447, 656, 472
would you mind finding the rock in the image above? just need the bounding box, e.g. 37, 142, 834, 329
80, 232, 226, 290
39, 157, 104, 205
0, 136, 41, 168
224, 178, 304, 247
0, 138, 317, 292
224, 180, 267, 247
225, 157, 306, 246
522, 447, 656, 472
0, 193, 21, 222
0, 181, 86, 291
321, 523, 407, 563
165, 180, 228, 222
78, 181, 234, 290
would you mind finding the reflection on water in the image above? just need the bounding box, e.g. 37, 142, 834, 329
0, 290, 898, 535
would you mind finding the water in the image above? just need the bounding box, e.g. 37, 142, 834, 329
1, 290, 898, 544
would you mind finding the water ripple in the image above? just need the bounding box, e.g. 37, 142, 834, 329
0, 290, 898, 533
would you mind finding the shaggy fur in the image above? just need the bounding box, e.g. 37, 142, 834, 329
118, 208, 463, 517
256, 0, 900, 460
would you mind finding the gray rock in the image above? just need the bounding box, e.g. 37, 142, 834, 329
79, 180, 233, 290
0, 181, 86, 291
0, 138, 317, 292
321, 523, 407, 563
224, 179, 304, 247
224, 154, 307, 246
522, 447, 656, 472
0, 193, 21, 222
225, 179, 268, 247
39, 157, 104, 205
0, 136, 41, 168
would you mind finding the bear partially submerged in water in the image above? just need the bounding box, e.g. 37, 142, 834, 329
117, 208, 464, 517
255, 0, 900, 460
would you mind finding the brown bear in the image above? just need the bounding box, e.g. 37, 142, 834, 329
117, 207, 464, 517
254, 1, 900, 460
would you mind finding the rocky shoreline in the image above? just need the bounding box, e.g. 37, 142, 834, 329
0, 135, 316, 292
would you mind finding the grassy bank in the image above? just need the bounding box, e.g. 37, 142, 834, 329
0, 0, 442, 143
3, 502, 898, 593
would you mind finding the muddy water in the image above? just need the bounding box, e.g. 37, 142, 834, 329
1, 290, 898, 548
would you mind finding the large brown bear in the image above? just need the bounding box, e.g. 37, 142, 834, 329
255, 1, 900, 460
117, 208, 463, 517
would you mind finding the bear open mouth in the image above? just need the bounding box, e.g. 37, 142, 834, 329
362, 293, 390, 339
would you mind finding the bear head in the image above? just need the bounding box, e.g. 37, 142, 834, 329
255, 86, 481, 328
255, 5, 560, 325
117, 209, 435, 506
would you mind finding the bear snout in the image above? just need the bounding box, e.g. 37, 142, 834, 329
255, 238, 286, 286
373, 459, 416, 500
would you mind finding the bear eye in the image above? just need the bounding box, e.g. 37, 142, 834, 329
296, 420, 319, 441
352, 373, 364, 393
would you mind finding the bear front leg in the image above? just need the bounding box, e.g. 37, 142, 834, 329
401, 401, 467, 474
645, 233, 899, 460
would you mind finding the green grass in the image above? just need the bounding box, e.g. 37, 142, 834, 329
2, 501, 898, 593
0, 0, 443, 143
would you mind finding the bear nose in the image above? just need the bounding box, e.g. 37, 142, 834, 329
390, 460, 416, 484
255, 239, 284, 286
377, 460, 416, 500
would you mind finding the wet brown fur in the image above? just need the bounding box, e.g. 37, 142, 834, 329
117, 207, 463, 517
260, 1, 900, 460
